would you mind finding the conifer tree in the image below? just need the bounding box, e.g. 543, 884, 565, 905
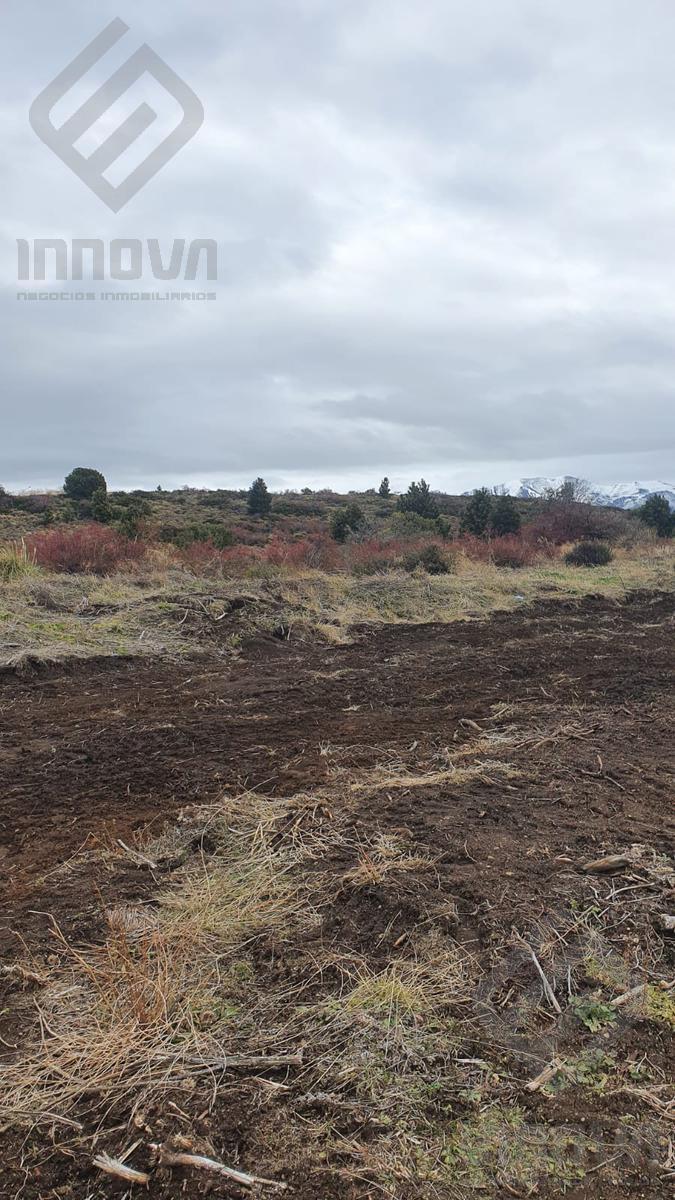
461, 487, 493, 537
397, 479, 439, 519
247, 477, 272, 516
491, 493, 521, 536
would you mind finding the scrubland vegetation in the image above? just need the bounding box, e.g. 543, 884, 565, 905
0, 471, 672, 668
0, 472, 671, 586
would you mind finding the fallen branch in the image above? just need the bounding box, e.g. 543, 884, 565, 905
116, 839, 157, 870
513, 933, 562, 1015
93, 1153, 149, 1185
256, 1079, 291, 1094
151, 1143, 286, 1190
184, 1051, 303, 1072
525, 1059, 562, 1092
610, 983, 647, 1009
611, 979, 674, 1009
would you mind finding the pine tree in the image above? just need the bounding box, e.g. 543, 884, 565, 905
378, 477, 391, 498
491, 494, 521, 537
397, 479, 439, 519
461, 488, 493, 537
638, 494, 673, 537
247, 477, 272, 517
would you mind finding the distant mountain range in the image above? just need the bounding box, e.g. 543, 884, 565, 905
464, 476, 675, 510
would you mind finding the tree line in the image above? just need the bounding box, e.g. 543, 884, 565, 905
2, 469, 672, 540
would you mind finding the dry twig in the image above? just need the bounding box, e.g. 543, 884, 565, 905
92, 1153, 149, 1185
526, 1059, 562, 1092
513, 933, 562, 1015
152, 1141, 287, 1190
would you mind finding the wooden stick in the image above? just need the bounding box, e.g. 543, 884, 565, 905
256, 1079, 291, 1093
610, 982, 647, 1009
93, 1153, 149, 1185
514, 934, 562, 1014
185, 1051, 303, 1071
525, 1059, 562, 1092
611, 979, 674, 1009
116, 839, 157, 869
152, 1144, 286, 1190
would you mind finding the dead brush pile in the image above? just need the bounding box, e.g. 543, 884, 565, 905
1, 768, 674, 1195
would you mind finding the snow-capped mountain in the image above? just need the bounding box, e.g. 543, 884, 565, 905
588, 481, 675, 510
465, 476, 675, 510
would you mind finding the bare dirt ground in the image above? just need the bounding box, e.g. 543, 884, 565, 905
0, 590, 673, 1199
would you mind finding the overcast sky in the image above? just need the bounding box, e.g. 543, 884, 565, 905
1, 0, 674, 493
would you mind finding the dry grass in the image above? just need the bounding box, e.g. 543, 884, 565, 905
0, 541, 38, 582
342, 832, 437, 888
349, 758, 520, 792
1, 776, 673, 1196
0, 798, 318, 1130
0, 915, 220, 1128
342, 948, 473, 1021
0, 543, 671, 665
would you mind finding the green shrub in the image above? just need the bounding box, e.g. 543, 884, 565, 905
391, 511, 447, 539
491, 494, 521, 536
64, 467, 107, 501
90, 487, 112, 524
565, 541, 613, 567
330, 504, 365, 542
160, 523, 233, 549
247, 477, 272, 516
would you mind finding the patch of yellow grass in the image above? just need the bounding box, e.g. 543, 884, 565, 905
0, 916, 219, 1127
342, 831, 436, 888
0, 541, 38, 582
351, 760, 519, 792
343, 945, 472, 1022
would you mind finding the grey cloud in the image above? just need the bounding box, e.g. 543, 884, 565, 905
0, 0, 674, 492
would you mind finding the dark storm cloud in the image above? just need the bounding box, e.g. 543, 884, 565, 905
1, 0, 674, 491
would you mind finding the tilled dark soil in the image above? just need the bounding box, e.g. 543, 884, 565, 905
0, 589, 673, 1199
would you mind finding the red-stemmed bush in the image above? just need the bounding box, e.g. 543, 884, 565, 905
489, 536, 540, 568
26, 524, 145, 575
459, 534, 557, 567
263, 535, 342, 571
524, 503, 622, 545
179, 542, 261, 574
